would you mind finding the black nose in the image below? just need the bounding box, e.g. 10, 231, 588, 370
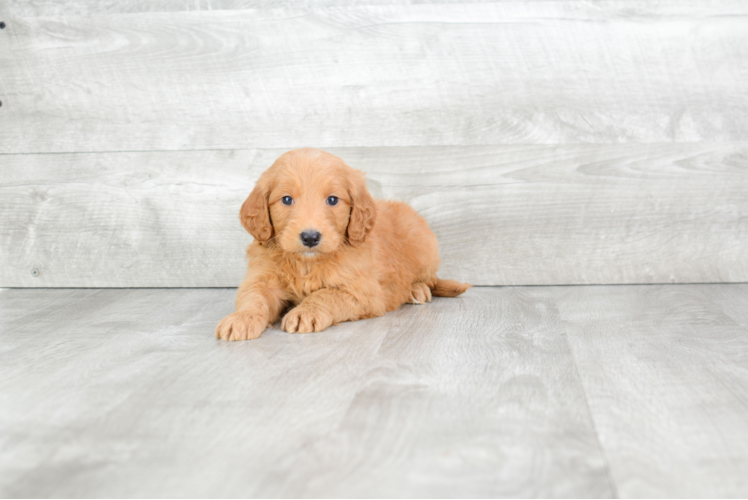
300, 230, 321, 248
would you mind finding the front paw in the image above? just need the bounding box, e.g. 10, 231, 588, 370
215, 311, 267, 341
282, 306, 333, 334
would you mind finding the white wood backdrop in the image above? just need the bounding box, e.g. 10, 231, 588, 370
1, 1, 747, 286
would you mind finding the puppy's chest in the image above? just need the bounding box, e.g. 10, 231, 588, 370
281, 262, 334, 303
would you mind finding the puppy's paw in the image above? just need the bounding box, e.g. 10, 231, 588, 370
282, 306, 333, 334
408, 282, 432, 304
215, 311, 267, 341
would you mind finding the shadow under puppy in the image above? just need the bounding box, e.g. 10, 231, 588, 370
216, 148, 470, 341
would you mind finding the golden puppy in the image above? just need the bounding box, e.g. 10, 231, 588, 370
216, 148, 470, 341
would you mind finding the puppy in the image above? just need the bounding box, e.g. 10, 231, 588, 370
216, 148, 470, 341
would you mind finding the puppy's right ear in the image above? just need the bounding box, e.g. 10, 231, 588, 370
240, 177, 273, 243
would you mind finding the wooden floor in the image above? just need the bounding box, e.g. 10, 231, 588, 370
1, 285, 747, 498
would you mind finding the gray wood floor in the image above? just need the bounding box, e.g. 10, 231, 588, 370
1, 285, 747, 497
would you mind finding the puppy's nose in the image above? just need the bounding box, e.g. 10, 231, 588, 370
300, 230, 321, 248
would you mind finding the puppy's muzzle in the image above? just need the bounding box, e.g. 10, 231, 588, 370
300, 230, 321, 248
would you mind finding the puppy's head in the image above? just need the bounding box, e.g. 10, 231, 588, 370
240, 148, 376, 257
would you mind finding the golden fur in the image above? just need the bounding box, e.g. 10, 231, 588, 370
216, 148, 470, 341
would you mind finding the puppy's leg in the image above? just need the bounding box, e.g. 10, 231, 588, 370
282, 288, 385, 334
216, 270, 287, 341
407, 282, 432, 304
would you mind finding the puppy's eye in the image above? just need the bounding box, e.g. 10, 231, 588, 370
326, 196, 339, 206
281, 196, 293, 206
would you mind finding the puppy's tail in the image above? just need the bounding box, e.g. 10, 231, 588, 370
431, 278, 472, 297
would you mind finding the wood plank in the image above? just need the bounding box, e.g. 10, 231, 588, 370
0, 288, 238, 497
0, 288, 102, 355
1, 144, 746, 287
2, 2, 748, 153
263, 287, 611, 497
0, 287, 612, 497
696, 284, 748, 326
554, 284, 748, 497
0, 149, 262, 288
15, 0, 748, 16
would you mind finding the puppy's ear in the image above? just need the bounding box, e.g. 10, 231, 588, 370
240, 176, 274, 243
347, 170, 377, 246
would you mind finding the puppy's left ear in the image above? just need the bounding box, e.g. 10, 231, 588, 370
347, 170, 377, 246
240, 176, 274, 243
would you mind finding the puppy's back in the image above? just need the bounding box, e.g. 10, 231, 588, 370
371, 199, 440, 284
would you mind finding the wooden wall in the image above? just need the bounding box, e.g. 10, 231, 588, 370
1, 1, 746, 287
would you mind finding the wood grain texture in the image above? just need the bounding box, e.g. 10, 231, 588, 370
2, 2, 748, 153
554, 284, 748, 497
0, 287, 612, 497
698, 284, 748, 326
8, 0, 748, 15
1, 144, 746, 287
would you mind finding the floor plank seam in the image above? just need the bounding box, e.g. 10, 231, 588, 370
555, 307, 620, 499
